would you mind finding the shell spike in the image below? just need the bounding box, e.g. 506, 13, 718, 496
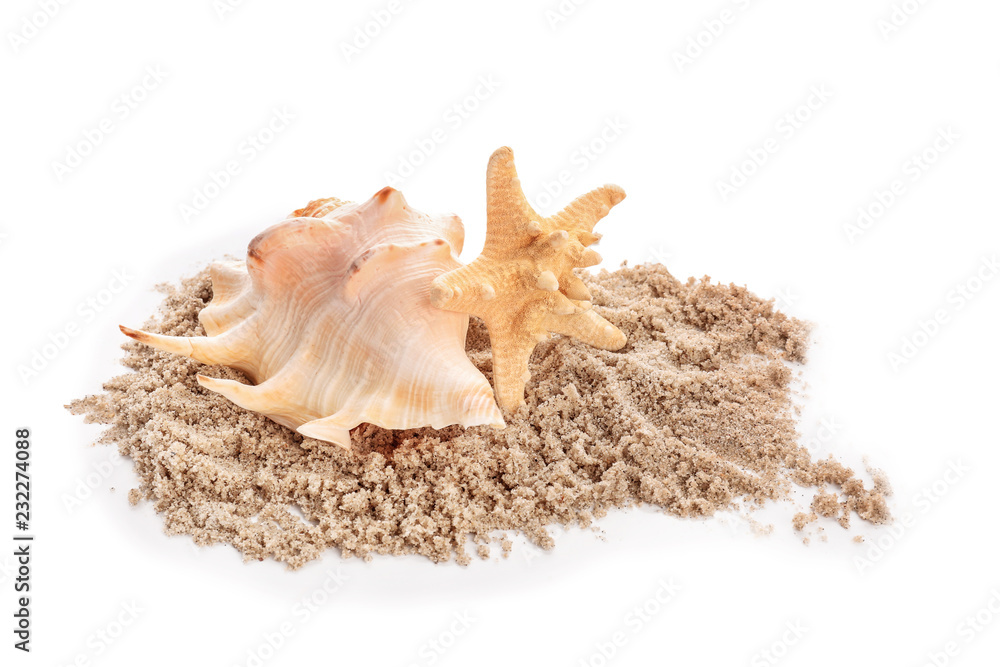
120, 325, 239, 367
456, 385, 506, 429
197, 375, 277, 413
296, 413, 354, 450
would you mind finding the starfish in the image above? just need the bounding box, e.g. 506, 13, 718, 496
430, 146, 627, 411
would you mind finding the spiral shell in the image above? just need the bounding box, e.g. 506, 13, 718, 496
122, 187, 504, 450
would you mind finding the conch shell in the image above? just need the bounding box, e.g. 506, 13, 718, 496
430, 147, 627, 410
121, 187, 504, 450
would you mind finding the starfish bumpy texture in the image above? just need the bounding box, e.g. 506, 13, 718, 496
430, 146, 627, 411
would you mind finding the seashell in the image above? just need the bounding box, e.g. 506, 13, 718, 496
430, 147, 627, 411
290, 196, 349, 218
121, 187, 505, 450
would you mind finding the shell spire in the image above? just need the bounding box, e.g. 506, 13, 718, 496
121, 187, 503, 451
430, 147, 627, 411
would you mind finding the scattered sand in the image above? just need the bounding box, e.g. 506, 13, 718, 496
793, 512, 818, 531
69, 263, 890, 568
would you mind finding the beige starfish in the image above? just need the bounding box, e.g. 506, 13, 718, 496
430, 146, 627, 411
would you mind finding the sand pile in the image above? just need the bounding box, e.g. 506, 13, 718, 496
69, 263, 890, 567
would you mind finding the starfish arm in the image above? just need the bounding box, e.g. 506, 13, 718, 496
549, 184, 626, 235
430, 262, 496, 314
543, 309, 626, 351
487, 322, 539, 411
484, 147, 541, 251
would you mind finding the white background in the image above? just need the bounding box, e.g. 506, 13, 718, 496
2, 0, 999, 665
